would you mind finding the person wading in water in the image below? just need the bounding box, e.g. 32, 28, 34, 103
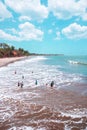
50, 81, 54, 88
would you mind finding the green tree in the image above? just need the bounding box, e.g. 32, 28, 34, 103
11, 46, 15, 50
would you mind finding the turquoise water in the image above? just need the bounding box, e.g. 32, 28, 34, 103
41, 55, 87, 94
43, 55, 87, 76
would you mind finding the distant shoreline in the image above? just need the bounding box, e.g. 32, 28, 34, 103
0, 56, 27, 68
30, 54, 64, 56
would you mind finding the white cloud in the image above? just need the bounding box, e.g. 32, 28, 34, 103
0, 30, 20, 41
0, 22, 44, 41
81, 13, 87, 21
19, 16, 31, 21
0, 1, 12, 21
19, 22, 43, 41
55, 31, 61, 40
62, 23, 87, 39
5, 0, 48, 21
48, 0, 87, 21
6, 28, 18, 35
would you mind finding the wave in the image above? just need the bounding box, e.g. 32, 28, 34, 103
9, 56, 48, 67
25, 56, 47, 63
68, 60, 87, 66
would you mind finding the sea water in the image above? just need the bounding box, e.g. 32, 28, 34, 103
0, 56, 87, 130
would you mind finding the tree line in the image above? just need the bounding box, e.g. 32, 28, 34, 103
0, 43, 30, 58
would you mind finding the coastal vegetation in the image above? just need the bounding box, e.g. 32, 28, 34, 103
0, 43, 64, 58
0, 43, 30, 58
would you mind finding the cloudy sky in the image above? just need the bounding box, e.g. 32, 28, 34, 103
0, 0, 87, 55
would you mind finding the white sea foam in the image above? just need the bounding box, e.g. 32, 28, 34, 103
61, 108, 87, 118
0, 56, 82, 93
85, 127, 87, 130
64, 125, 71, 130
68, 60, 79, 65
23, 56, 47, 63
0, 57, 86, 101
8, 126, 47, 130
8, 126, 34, 130
68, 60, 87, 66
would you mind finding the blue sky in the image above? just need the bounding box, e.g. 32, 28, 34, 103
0, 0, 87, 55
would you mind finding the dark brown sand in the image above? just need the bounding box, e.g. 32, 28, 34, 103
0, 86, 87, 130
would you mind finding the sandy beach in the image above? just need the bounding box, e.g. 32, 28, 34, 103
0, 56, 27, 67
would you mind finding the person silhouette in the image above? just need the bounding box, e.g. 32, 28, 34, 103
21, 81, 24, 88
35, 80, 38, 85
50, 81, 54, 87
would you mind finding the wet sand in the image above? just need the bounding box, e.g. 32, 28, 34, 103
0, 56, 27, 67
0, 85, 87, 130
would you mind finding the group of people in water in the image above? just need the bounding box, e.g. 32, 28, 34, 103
15, 71, 55, 88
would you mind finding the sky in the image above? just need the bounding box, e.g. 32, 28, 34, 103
0, 0, 87, 55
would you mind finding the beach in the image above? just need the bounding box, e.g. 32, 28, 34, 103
0, 56, 27, 67
0, 56, 87, 130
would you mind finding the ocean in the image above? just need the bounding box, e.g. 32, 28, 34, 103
0, 55, 87, 130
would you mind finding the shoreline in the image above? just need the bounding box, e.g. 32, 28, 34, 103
0, 56, 27, 68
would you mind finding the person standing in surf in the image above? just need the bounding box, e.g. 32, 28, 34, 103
50, 81, 54, 87
35, 79, 38, 85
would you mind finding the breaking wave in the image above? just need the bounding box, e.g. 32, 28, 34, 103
68, 60, 87, 66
